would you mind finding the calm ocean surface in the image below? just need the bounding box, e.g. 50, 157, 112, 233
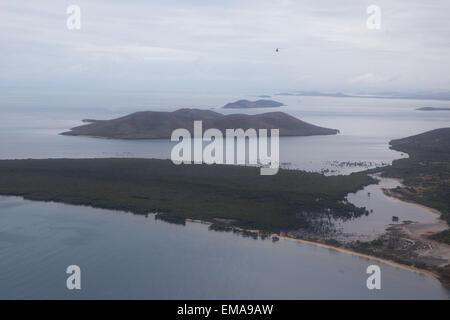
0, 93, 449, 299
1, 93, 449, 173
0, 196, 449, 299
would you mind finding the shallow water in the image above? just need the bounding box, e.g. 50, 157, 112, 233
336, 177, 441, 241
0, 196, 449, 300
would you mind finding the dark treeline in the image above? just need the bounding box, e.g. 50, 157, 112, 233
381, 127, 450, 244
0, 158, 373, 233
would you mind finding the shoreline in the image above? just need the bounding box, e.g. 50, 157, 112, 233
189, 173, 447, 281
382, 187, 445, 217
1, 187, 444, 283
0, 173, 447, 284
186, 218, 441, 280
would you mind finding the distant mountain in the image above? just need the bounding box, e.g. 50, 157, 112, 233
223, 99, 285, 109
276, 91, 351, 98
275, 90, 450, 101
380, 92, 450, 101
416, 107, 450, 111
61, 108, 339, 139
297, 91, 350, 98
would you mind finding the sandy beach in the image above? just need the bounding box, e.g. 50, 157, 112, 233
188, 175, 449, 282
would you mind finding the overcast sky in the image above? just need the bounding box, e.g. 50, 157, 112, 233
1, 0, 449, 95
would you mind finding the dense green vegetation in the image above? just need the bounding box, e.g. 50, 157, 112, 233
381, 128, 450, 243
430, 229, 450, 244
0, 158, 373, 233
0, 128, 448, 284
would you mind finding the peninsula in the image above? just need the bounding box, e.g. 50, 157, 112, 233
356, 127, 450, 285
382, 127, 450, 244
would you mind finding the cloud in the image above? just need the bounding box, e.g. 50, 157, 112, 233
74, 44, 203, 63
349, 73, 400, 84
0, 0, 449, 93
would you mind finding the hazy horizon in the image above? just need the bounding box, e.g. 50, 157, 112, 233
1, 0, 450, 98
